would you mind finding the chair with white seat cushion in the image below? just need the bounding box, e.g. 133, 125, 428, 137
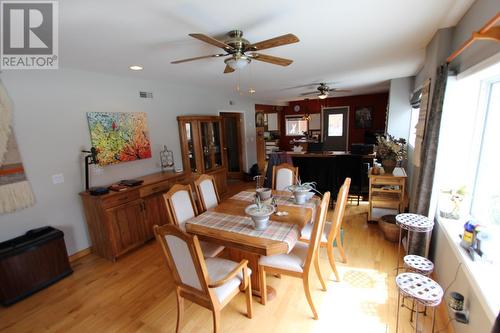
300, 178, 350, 281
194, 174, 221, 212
258, 191, 330, 320
164, 184, 224, 258
272, 163, 298, 191
154, 224, 252, 333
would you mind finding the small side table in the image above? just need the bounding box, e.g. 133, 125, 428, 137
368, 167, 407, 221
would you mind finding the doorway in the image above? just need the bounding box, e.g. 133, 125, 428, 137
321, 106, 349, 151
220, 112, 244, 179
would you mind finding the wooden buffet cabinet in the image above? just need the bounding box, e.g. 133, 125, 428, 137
79, 171, 194, 261
177, 115, 227, 194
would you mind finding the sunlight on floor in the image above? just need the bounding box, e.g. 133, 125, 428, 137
311, 265, 390, 333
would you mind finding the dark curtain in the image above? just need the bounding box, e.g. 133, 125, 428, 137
410, 63, 449, 256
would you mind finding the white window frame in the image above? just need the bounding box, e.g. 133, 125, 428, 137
285, 115, 308, 136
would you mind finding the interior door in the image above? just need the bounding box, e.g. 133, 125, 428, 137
221, 112, 244, 178
322, 107, 349, 151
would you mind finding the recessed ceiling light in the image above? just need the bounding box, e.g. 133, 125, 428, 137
129, 65, 143, 71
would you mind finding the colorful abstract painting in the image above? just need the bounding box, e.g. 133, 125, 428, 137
87, 112, 152, 166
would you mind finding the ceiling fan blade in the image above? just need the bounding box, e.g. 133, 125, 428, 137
189, 33, 232, 50
223, 65, 235, 74
329, 89, 351, 93
171, 53, 227, 64
247, 33, 299, 51
250, 53, 293, 66
300, 91, 318, 96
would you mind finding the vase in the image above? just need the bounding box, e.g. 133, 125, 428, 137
245, 204, 275, 230
381, 159, 396, 174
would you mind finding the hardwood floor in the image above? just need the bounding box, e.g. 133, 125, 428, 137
0, 181, 450, 333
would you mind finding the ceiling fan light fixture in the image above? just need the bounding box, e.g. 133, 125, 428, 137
318, 93, 328, 99
224, 55, 250, 70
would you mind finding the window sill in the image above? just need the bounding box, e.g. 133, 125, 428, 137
437, 216, 500, 323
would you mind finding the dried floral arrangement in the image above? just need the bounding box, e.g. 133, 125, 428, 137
375, 135, 407, 161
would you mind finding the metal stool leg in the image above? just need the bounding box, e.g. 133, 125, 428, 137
396, 290, 401, 333
431, 307, 437, 333
396, 227, 402, 274
415, 301, 419, 333
410, 298, 415, 322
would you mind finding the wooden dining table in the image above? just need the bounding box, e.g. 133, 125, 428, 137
185, 189, 318, 300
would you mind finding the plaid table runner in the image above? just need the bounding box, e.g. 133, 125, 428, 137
231, 190, 319, 221
185, 211, 299, 253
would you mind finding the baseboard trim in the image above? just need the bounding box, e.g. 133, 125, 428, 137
69, 247, 92, 263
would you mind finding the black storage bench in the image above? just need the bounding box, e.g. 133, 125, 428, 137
0, 226, 73, 306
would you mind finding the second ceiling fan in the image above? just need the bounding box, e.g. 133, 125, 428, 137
171, 30, 299, 73
301, 83, 350, 99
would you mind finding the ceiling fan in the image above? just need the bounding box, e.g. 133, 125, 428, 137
300, 83, 351, 99
171, 30, 299, 73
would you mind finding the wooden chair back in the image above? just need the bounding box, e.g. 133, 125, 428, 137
163, 184, 198, 228
327, 178, 351, 244
194, 174, 220, 212
272, 163, 298, 191
304, 191, 331, 273
154, 224, 213, 304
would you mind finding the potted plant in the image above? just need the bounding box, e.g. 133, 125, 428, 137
375, 135, 407, 174
287, 178, 318, 204
245, 194, 275, 230
439, 186, 467, 220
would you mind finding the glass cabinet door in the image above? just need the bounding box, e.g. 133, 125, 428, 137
212, 121, 222, 168
200, 121, 223, 171
185, 122, 197, 172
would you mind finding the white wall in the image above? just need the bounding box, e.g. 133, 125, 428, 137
450, 0, 500, 74
387, 76, 414, 196
387, 76, 413, 140
0, 68, 257, 255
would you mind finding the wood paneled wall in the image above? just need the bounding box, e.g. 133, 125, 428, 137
256, 92, 389, 151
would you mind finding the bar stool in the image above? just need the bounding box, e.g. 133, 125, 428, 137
395, 272, 443, 333
395, 213, 434, 274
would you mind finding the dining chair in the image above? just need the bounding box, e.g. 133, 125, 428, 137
272, 163, 299, 191
194, 174, 221, 212
164, 184, 224, 258
299, 178, 350, 281
154, 224, 253, 333
258, 191, 331, 319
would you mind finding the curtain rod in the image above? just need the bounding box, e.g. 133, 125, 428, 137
447, 12, 500, 64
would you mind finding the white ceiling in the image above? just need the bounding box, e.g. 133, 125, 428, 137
60, 0, 475, 103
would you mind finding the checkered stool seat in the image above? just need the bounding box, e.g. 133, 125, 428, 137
396, 213, 434, 232
396, 273, 443, 307
404, 255, 434, 275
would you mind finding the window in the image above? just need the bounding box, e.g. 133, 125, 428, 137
285, 116, 308, 136
327, 114, 343, 136
470, 80, 500, 226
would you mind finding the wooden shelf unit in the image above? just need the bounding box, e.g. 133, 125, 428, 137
368, 167, 407, 221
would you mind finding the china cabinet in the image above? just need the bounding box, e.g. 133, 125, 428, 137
178, 115, 227, 193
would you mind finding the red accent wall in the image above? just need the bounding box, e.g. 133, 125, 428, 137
274, 93, 388, 150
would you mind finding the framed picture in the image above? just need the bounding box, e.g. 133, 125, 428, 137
355, 106, 373, 129
87, 112, 152, 166
255, 111, 265, 127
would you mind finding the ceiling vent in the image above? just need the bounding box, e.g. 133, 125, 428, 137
139, 91, 153, 99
